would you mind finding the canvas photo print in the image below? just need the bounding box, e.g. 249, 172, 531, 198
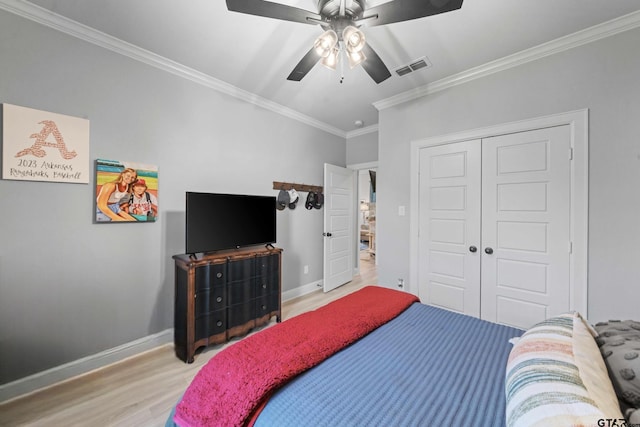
95, 158, 158, 222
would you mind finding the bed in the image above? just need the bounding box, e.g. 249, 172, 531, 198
166, 286, 634, 427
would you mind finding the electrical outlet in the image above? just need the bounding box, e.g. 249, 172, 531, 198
304, 265, 309, 274
398, 278, 404, 288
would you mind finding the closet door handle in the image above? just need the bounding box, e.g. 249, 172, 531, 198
484, 247, 494, 255
469, 246, 477, 253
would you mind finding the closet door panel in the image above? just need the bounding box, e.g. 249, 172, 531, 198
418, 141, 482, 317
480, 125, 571, 329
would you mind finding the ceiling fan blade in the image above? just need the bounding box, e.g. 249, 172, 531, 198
287, 47, 320, 81
226, 0, 322, 25
361, 0, 463, 27
360, 44, 391, 84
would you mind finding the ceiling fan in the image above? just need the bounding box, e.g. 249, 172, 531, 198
226, 0, 464, 84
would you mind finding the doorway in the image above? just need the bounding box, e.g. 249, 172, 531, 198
350, 162, 378, 275
358, 168, 376, 263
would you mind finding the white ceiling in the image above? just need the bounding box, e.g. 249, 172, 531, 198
15, 0, 640, 135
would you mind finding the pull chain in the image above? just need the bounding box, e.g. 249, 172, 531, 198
339, 45, 345, 84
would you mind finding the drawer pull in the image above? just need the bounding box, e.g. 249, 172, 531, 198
216, 320, 223, 327
262, 283, 267, 289
216, 272, 223, 279
216, 296, 223, 303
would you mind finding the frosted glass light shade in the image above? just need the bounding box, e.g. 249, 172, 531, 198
343, 26, 366, 53
347, 49, 366, 68
314, 30, 338, 58
321, 46, 340, 70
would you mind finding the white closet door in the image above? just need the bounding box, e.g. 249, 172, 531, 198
418, 140, 481, 316
480, 125, 571, 329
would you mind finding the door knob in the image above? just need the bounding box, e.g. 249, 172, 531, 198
469, 246, 477, 253
484, 247, 494, 255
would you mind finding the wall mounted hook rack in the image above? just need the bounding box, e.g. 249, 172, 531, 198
273, 181, 323, 193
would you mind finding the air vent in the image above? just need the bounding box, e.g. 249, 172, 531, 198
394, 56, 432, 77
395, 66, 412, 76
409, 59, 429, 71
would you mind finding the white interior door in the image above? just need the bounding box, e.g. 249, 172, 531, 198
418, 141, 482, 316
480, 126, 571, 328
323, 163, 355, 292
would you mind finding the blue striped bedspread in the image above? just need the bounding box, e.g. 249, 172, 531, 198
254, 303, 524, 427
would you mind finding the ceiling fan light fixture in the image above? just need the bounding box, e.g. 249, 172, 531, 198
227, 0, 462, 84
321, 46, 340, 70
313, 30, 338, 58
347, 49, 366, 69
342, 25, 366, 53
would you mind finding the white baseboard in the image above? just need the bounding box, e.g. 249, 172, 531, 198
1, 281, 324, 403
0, 329, 173, 403
282, 280, 323, 302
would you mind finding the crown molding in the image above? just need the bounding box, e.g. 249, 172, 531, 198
0, 0, 347, 138
347, 161, 378, 170
346, 124, 378, 139
374, 10, 640, 111
4, 1, 639, 133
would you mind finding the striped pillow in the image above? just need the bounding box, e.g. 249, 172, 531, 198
505, 312, 623, 427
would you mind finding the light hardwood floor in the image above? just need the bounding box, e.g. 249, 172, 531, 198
1, 259, 376, 427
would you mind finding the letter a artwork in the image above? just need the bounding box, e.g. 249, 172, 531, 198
15, 120, 77, 159
2, 103, 89, 183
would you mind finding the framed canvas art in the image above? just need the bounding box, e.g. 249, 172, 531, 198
95, 158, 158, 223
2, 103, 90, 183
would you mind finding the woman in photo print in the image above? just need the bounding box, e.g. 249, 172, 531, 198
95, 167, 137, 221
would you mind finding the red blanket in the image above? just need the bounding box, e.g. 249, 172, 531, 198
173, 285, 419, 427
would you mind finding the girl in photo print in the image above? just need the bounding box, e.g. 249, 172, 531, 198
124, 179, 158, 221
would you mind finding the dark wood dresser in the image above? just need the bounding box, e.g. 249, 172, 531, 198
173, 246, 282, 363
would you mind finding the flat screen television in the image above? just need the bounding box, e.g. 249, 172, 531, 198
185, 192, 276, 255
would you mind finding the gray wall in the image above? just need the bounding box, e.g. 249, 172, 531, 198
377, 27, 640, 323
346, 130, 378, 165
0, 11, 345, 385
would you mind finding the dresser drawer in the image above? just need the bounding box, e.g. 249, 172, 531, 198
256, 293, 279, 317
227, 278, 255, 305
194, 263, 226, 292
194, 287, 226, 316
256, 254, 279, 278
228, 301, 255, 329
228, 257, 255, 281
194, 310, 226, 342
255, 273, 278, 298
